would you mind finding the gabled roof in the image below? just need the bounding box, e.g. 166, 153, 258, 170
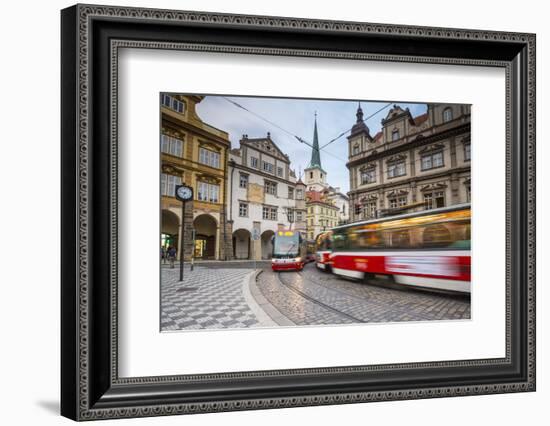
240, 132, 290, 163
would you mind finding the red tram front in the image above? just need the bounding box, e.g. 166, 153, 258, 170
271, 230, 307, 271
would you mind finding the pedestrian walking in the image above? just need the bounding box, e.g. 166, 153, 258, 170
167, 246, 177, 268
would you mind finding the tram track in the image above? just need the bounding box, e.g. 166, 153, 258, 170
295, 267, 451, 322
276, 271, 366, 324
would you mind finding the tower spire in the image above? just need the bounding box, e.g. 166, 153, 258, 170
356, 101, 364, 123
309, 112, 322, 169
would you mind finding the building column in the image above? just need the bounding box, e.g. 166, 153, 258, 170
226, 219, 234, 260
252, 222, 261, 261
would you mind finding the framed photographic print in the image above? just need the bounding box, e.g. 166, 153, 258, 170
61, 4, 536, 421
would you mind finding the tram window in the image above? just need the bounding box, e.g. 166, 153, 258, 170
355, 229, 384, 249
332, 232, 347, 250
390, 229, 411, 249
448, 221, 471, 249
422, 224, 452, 248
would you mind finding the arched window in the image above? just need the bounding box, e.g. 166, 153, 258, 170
443, 107, 453, 123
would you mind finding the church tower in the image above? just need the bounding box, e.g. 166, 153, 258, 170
304, 113, 327, 191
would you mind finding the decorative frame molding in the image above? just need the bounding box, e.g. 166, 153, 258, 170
61, 3, 535, 421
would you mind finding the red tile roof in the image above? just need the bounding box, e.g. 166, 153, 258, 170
413, 113, 429, 126
306, 190, 336, 207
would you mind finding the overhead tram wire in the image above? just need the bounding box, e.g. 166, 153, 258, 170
222, 96, 348, 163
221, 97, 440, 167
320, 102, 393, 150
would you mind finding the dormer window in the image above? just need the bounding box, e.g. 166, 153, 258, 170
443, 107, 453, 123
392, 129, 400, 141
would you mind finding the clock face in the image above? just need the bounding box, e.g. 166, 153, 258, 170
176, 186, 192, 200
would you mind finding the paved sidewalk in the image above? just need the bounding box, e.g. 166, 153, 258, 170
161, 266, 262, 331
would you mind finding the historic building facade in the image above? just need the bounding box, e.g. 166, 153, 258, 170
227, 133, 306, 260
160, 94, 231, 261
347, 103, 471, 222
305, 190, 340, 241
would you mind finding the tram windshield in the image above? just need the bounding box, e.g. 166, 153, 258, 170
273, 231, 301, 258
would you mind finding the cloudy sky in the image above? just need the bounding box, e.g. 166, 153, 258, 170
195, 95, 427, 193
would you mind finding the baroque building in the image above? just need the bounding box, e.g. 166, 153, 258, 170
227, 133, 306, 260
160, 94, 231, 261
347, 103, 471, 222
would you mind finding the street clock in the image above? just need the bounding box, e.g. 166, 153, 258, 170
175, 185, 193, 202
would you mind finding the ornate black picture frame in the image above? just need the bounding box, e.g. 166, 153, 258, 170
61, 4, 536, 421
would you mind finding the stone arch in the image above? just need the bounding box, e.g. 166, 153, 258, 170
233, 228, 251, 260
193, 214, 218, 260
161, 209, 180, 252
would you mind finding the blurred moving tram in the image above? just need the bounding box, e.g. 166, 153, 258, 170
328, 204, 471, 293
315, 231, 333, 272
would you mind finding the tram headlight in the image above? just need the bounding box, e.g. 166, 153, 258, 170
295, 257, 302, 263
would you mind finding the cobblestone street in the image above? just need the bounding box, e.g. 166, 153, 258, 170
160, 261, 470, 331
258, 264, 471, 326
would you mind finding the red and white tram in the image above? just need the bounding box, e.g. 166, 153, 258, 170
271, 230, 307, 271
330, 204, 471, 293
315, 231, 333, 272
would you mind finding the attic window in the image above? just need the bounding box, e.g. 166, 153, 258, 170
443, 108, 453, 123
392, 129, 400, 141
353, 144, 360, 155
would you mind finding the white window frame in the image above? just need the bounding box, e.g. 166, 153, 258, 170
197, 181, 220, 203
161, 134, 184, 157
464, 143, 471, 162
250, 157, 259, 168
421, 151, 444, 171
161, 173, 182, 197
238, 202, 248, 217
387, 161, 406, 178
262, 161, 274, 174
360, 168, 376, 184
161, 94, 185, 113
443, 107, 453, 123
199, 147, 220, 169
264, 180, 277, 196
239, 173, 248, 189
424, 190, 445, 209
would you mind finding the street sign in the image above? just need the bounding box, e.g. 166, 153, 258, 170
252, 228, 260, 241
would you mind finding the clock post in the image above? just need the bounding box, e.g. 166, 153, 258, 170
175, 184, 194, 282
